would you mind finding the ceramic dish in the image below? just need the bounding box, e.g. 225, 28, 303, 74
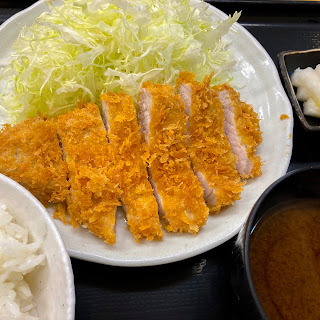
278, 49, 320, 131
0, 173, 75, 319
0, 0, 293, 266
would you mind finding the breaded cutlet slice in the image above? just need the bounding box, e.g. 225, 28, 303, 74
177, 72, 243, 213
215, 84, 262, 179
0, 117, 69, 204
101, 92, 163, 242
138, 82, 209, 234
56, 102, 121, 245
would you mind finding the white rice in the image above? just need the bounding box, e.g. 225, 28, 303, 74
0, 204, 45, 320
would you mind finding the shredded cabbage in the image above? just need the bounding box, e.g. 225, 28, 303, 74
0, 0, 240, 123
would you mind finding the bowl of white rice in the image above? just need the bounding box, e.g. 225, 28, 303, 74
0, 173, 75, 320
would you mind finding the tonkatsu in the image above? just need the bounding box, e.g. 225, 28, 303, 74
177, 71, 243, 213
215, 84, 262, 179
56, 102, 122, 245
138, 82, 209, 234
0, 71, 263, 245
0, 116, 69, 204
101, 92, 163, 242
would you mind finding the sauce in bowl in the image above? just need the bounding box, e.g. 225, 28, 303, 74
249, 199, 320, 320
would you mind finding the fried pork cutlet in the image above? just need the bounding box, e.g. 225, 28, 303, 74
0, 117, 69, 204
177, 72, 243, 213
138, 82, 209, 234
100, 92, 163, 242
56, 102, 121, 245
215, 84, 262, 179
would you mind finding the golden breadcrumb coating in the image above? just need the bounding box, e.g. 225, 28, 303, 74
216, 84, 262, 179
177, 72, 243, 213
56, 102, 121, 245
0, 117, 69, 204
53, 202, 70, 224
101, 92, 163, 242
140, 82, 209, 234
280, 114, 289, 120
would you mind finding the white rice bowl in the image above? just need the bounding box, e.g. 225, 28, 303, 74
0, 173, 75, 320
0, 203, 45, 319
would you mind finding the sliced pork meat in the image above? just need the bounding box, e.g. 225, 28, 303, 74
177, 71, 243, 213
101, 92, 163, 242
215, 84, 262, 179
195, 171, 216, 207
139, 88, 153, 143
138, 82, 209, 234
56, 102, 121, 245
179, 83, 192, 135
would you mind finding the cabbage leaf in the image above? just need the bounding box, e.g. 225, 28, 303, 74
0, 0, 240, 123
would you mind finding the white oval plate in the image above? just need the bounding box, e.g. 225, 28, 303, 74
0, 1, 293, 266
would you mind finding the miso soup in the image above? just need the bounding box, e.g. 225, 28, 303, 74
250, 199, 320, 320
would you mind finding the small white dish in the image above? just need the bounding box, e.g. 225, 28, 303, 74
278, 49, 320, 131
0, 173, 75, 320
